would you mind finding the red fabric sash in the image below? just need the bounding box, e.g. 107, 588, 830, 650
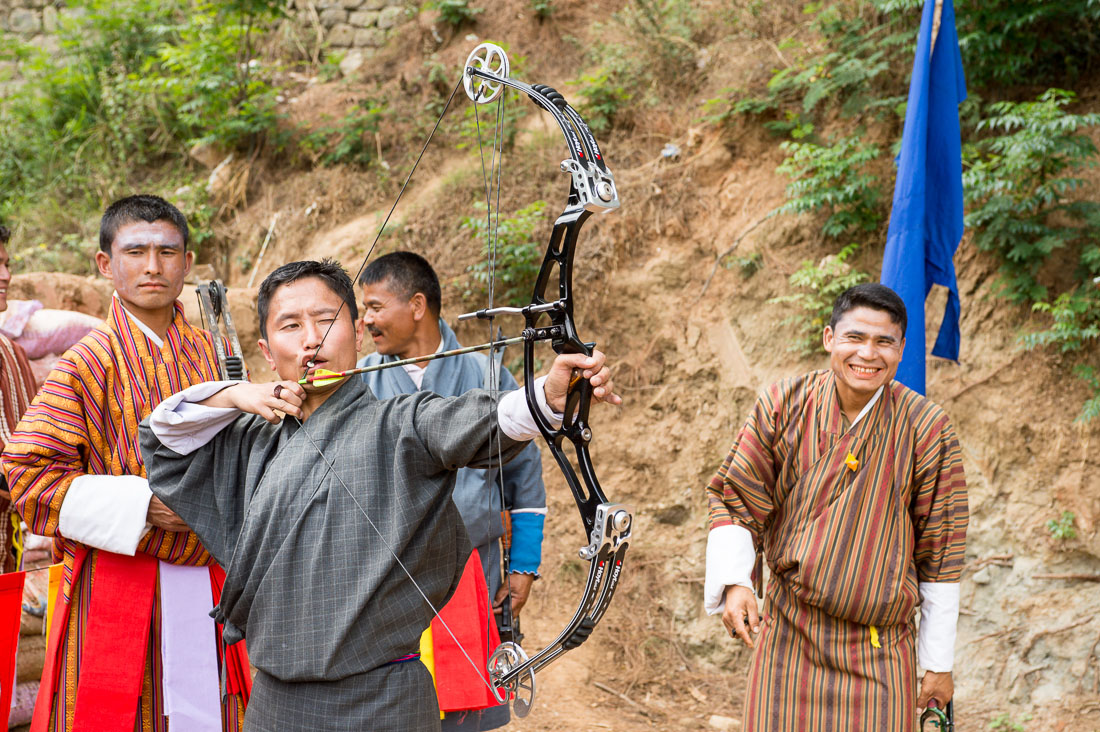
432, 551, 502, 713
209, 564, 251, 701
32, 550, 246, 732
0, 571, 26, 729
33, 547, 90, 732
71, 551, 158, 732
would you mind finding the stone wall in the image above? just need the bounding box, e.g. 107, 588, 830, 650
0, 0, 66, 50
0, 0, 413, 83
292, 0, 411, 51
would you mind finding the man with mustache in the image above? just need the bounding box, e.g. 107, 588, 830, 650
1, 196, 249, 732
704, 283, 968, 731
137, 258, 620, 731
0, 224, 39, 573
356, 252, 546, 731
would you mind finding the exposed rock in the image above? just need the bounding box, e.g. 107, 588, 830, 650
328, 22, 355, 46
189, 141, 228, 170
8, 8, 41, 34
708, 715, 741, 730
9, 273, 113, 317
206, 154, 236, 197
318, 6, 347, 28
376, 5, 404, 29
353, 27, 385, 48
339, 49, 365, 76
348, 9, 379, 27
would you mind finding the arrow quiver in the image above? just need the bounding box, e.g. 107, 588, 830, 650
196, 280, 246, 381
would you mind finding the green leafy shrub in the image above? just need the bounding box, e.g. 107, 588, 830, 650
715, 8, 908, 135
143, 0, 284, 151
573, 71, 631, 134
0, 0, 283, 229
770, 243, 870, 354
300, 99, 388, 167
464, 201, 548, 307
1046, 510, 1078, 541
433, 0, 482, 27
963, 89, 1100, 304
956, 1, 1100, 87
586, 0, 700, 109
1020, 288, 1100, 421
775, 135, 884, 239
529, 0, 553, 19
10, 233, 99, 276
874, 0, 1100, 88
988, 712, 1030, 731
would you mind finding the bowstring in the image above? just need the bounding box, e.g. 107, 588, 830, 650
490, 80, 513, 649
284, 73, 506, 698
471, 83, 513, 659
304, 77, 464, 372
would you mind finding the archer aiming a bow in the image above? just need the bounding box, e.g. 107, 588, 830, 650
138, 258, 620, 732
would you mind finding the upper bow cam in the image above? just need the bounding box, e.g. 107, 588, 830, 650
459, 42, 634, 717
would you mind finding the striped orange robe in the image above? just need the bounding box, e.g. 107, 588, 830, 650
0, 334, 38, 572
0, 298, 245, 732
706, 370, 967, 732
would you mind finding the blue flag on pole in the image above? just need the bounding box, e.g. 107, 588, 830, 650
880, 0, 967, 395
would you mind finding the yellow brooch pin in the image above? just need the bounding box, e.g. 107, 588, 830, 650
870, 625, 881, 649
844, 452, 860, 472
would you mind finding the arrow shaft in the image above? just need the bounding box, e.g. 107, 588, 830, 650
299, 335, 525, 384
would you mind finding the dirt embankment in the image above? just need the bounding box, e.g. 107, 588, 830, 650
13, 1, 1100, 729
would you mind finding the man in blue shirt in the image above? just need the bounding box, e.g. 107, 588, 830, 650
356, 252, 545, 731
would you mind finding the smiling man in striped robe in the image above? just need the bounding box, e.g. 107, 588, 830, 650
704, 283, 968, 731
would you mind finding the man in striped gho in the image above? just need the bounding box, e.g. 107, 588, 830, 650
1, 196, 249, 732
704, 283, 967, 731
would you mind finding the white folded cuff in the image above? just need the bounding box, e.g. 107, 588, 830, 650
918, 581, 960, 672
497, 376, 563, 441
58, 474, 153, 555
149, 381, 241, 456
703, 524, 756, 616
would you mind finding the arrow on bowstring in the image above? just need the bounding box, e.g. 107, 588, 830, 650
299, 335, 527, 386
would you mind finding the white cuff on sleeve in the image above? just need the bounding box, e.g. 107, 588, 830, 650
918, 581, 960, 672
497, 376, 563, 441
703, 524, 756, 616
149, 381, 241, 456
58, 475, 153, 555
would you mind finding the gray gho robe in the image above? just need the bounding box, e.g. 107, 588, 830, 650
138, 376, 528, 731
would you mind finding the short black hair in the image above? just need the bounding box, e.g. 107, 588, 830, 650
358, 251, 442, 317
0, 225, 9, 245
257, 259, 359, 340
99, 195, 189, 254
829, 283, 907, 335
